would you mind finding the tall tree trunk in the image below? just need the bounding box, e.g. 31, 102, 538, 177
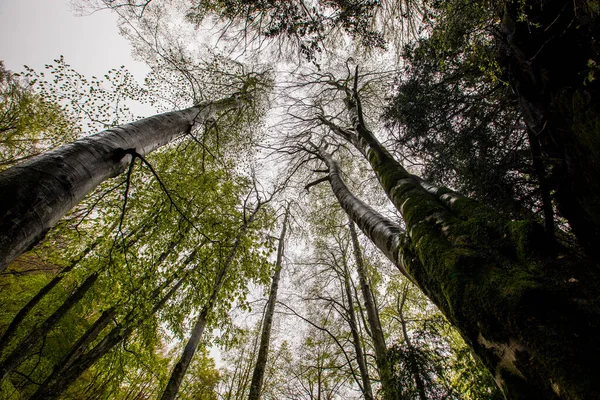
248, 208, 288, 400
160, 304, 212, 400
160, 202, 263, 400
348, 221, 395, 400
499, 0, 600, 257
29, 275, 186, 400
0, 240, 98, 358
320, 73, 600, 399
0, 271, 99, 383
340, 256, 374, 400
0, 96, 242, 272
398, 284, 427, 400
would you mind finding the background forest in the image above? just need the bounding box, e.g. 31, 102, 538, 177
1, 0, 599, 399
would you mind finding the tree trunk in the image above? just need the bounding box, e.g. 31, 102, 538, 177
0, 241, 97, 358
398, 284, 427, 400
29, 276, 186, 400
0, 271, 99, 383
321, 76, 600, 399
55, 307, 118, 372
248, 208, 288, 400
160, 304, 211, 400
340, 255, 374, 400
348, 221, 395, 400
315, 148, 407, 279
0, 96, 242, 272
160, 202, 263, 400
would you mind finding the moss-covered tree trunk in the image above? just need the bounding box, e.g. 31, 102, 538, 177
318, 72, 600, 399
499, 0, 600, 257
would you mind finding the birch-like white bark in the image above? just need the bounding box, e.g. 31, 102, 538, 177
0, 97, 240, 272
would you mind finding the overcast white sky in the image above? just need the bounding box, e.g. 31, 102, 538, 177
0, 0, 149, 80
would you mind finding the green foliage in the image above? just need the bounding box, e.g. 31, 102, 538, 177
0, 61, 77, 171
187, 0, 384, 63
0, 52, 278, 399
21, 56, 151, 131
175, 348, 220, 400
383, 3, 542, 220
383, 280, 501, 400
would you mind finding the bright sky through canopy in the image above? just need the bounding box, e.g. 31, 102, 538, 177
0, 0, 149, 80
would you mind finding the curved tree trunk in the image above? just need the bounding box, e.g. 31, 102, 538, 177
0, 96, 242, 272
319, 72, 600, 398
248, 208, 288, 400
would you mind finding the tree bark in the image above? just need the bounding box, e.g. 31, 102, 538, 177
321, 75, 600, 399
29, 275, 186, 400
160, 202, 263, 400
315, 148, 408, 279
0, 271, 99, 383
340, 254, 374, 400
248, 208, 288, 400
348, 221, 395, 400
0, 96, 242, 272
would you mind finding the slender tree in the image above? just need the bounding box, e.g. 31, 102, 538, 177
339, 248, 374, 400
160, 198, 267, 400
248, 207, 288, 400
0, 271, 99, 383
29, 273, 187, 400
396, 284, 428, 400
348, 221, 395, 400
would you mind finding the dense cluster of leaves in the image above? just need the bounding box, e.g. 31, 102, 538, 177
187, 0, 384, 62
383, 34, 539, 219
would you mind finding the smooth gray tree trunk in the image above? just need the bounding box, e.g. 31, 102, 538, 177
248, 209, 288, 400
340, 257, 374, 400
348, 221, 396, 400
0, 96, 241, 272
